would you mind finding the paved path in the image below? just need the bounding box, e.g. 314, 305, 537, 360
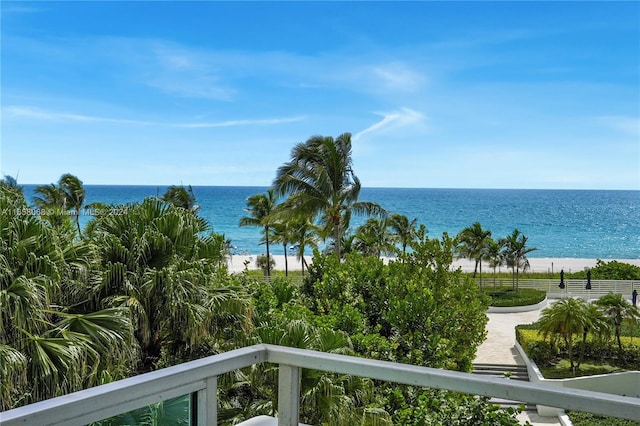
475, 304, 563, 426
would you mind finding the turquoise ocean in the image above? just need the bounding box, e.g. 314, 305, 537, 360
21, 186, 640, 259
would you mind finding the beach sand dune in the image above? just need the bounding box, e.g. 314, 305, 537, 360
227, 254, 640, 275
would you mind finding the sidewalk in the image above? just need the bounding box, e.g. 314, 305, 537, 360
475, 305, 562, 426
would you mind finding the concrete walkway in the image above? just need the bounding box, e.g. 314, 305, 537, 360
475, 305, 563, 426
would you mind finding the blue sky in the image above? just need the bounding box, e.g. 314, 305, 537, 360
1, 1, 639, 189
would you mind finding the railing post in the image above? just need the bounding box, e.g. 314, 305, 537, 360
278, 364, 300, 426
197, 376, 217, 426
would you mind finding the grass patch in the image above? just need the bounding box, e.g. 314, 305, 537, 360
567, 411, 640, 426
538, 359, 625, 379
484, 287, 546, 307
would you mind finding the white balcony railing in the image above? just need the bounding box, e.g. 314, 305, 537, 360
1, 344, 638, 426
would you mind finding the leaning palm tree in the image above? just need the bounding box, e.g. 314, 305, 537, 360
33, 182, 69, 230
595, 293, 640, 353
388, 213, 418, 258
457, 222, 492, 285
273, 133, 386, 259
501, 229, 536, 291
59, 173, 86, 236
239, 189, 278, 277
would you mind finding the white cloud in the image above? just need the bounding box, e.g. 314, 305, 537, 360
175, 116, 305, 128
370, 63, 426, 92
2, 106, 151, 125
596, 116, 640, 136
354, 108, 426, 142
2, 105, 304, 129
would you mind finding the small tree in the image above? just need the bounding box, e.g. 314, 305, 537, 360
596, 293, 640, 353
537, 297, 588, 369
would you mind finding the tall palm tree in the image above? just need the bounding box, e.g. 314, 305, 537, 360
273, 133, 386, 259
239, 189, 278, 277
59, 173, 86, 236
161, 184, 198, 211
457, 222, 492, 284
595, 293, 640, 353
388, 213, 417, 258
485, 238, 504, 289
501, 229, 536, 291
537, 297, 589, 368
271, 222, 292, 276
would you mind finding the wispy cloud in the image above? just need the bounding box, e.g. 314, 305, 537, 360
354, 108, 426, 141
3, 106, 152, 125
2, 105, 304, 128
175, 116, 305, 128
596, 116, 640, 136
369, 63, 426, 93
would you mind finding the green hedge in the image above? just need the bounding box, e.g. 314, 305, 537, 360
515, 326, 640, 367
485, 288, 546, 307
567, 411, 640, 426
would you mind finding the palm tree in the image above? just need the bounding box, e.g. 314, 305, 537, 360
91, 198, 249, 371
595, 293, 640, 353
537, 297, 589, 368
59, 173, 86, 236
286, 217, 320, 276
577, 303, 609, 368
457, 222, 492, 285
239, 189, 278, 277
353, 218, 394, 258
485, 238, 504, 289
0, 174, 22, 195
161, 184, 198, 211
273, 133, 386, 258
388, 213, 417, 258
501, 229, 536, 291
33, 183, 69, 229
0, 186, 135, 409
271, 222, 292, 276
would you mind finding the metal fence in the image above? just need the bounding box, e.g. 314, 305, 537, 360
1, 344, 638, 426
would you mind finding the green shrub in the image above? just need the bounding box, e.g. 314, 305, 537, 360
256, 254, 275, 275
487, 287, 546, 307
567, 410, 640, 426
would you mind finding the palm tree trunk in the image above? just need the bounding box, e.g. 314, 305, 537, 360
283, 242, 288, 276
265, 226, 271, 277
75, 208, 82, 236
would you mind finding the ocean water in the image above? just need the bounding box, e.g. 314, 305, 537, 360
20, 185, 640, 259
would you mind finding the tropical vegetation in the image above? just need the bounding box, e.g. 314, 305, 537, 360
516, 293, 640, 372
5, 132, 631, 424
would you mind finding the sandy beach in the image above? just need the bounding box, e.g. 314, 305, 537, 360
227, 254, 640, 274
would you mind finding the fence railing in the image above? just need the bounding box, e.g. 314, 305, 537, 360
476, 278, 639, 297
1, 344, 638, 426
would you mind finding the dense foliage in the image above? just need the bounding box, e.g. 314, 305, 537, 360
485, 287, 546, 307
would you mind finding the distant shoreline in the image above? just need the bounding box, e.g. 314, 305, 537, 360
227, 255, 640, 274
